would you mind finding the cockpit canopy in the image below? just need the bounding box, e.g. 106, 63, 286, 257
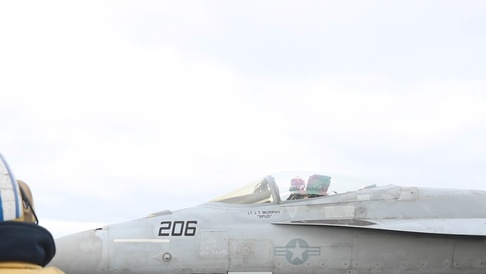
211, 171, 380, 204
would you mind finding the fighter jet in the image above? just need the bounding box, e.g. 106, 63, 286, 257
51, 171, 486, 273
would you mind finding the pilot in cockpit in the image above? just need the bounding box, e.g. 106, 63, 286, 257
287, 174, 331, 200
287, 176, 307, 200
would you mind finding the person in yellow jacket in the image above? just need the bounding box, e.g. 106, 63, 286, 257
0, 153, 64, 274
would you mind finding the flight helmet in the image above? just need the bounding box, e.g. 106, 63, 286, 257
0, 153, 37, 223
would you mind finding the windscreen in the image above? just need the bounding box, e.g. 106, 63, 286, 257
211, 177, 274, 204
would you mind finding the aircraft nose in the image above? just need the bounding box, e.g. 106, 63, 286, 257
49, 228, 109, 274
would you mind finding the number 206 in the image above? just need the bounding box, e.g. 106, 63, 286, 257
158, 221, 198, 236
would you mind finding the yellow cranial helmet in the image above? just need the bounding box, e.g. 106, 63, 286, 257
0, 153, 37, 223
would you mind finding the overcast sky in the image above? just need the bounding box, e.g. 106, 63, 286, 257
1, 0, 486, 238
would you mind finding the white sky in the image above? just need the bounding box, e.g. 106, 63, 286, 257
1, 0, 486, 238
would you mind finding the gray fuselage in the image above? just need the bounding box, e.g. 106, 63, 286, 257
51, 184, 486, 274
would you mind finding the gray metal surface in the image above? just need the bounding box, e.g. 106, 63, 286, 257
50, 172, 486, 273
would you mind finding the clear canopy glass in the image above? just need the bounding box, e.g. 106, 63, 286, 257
211, 171, 382, 204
